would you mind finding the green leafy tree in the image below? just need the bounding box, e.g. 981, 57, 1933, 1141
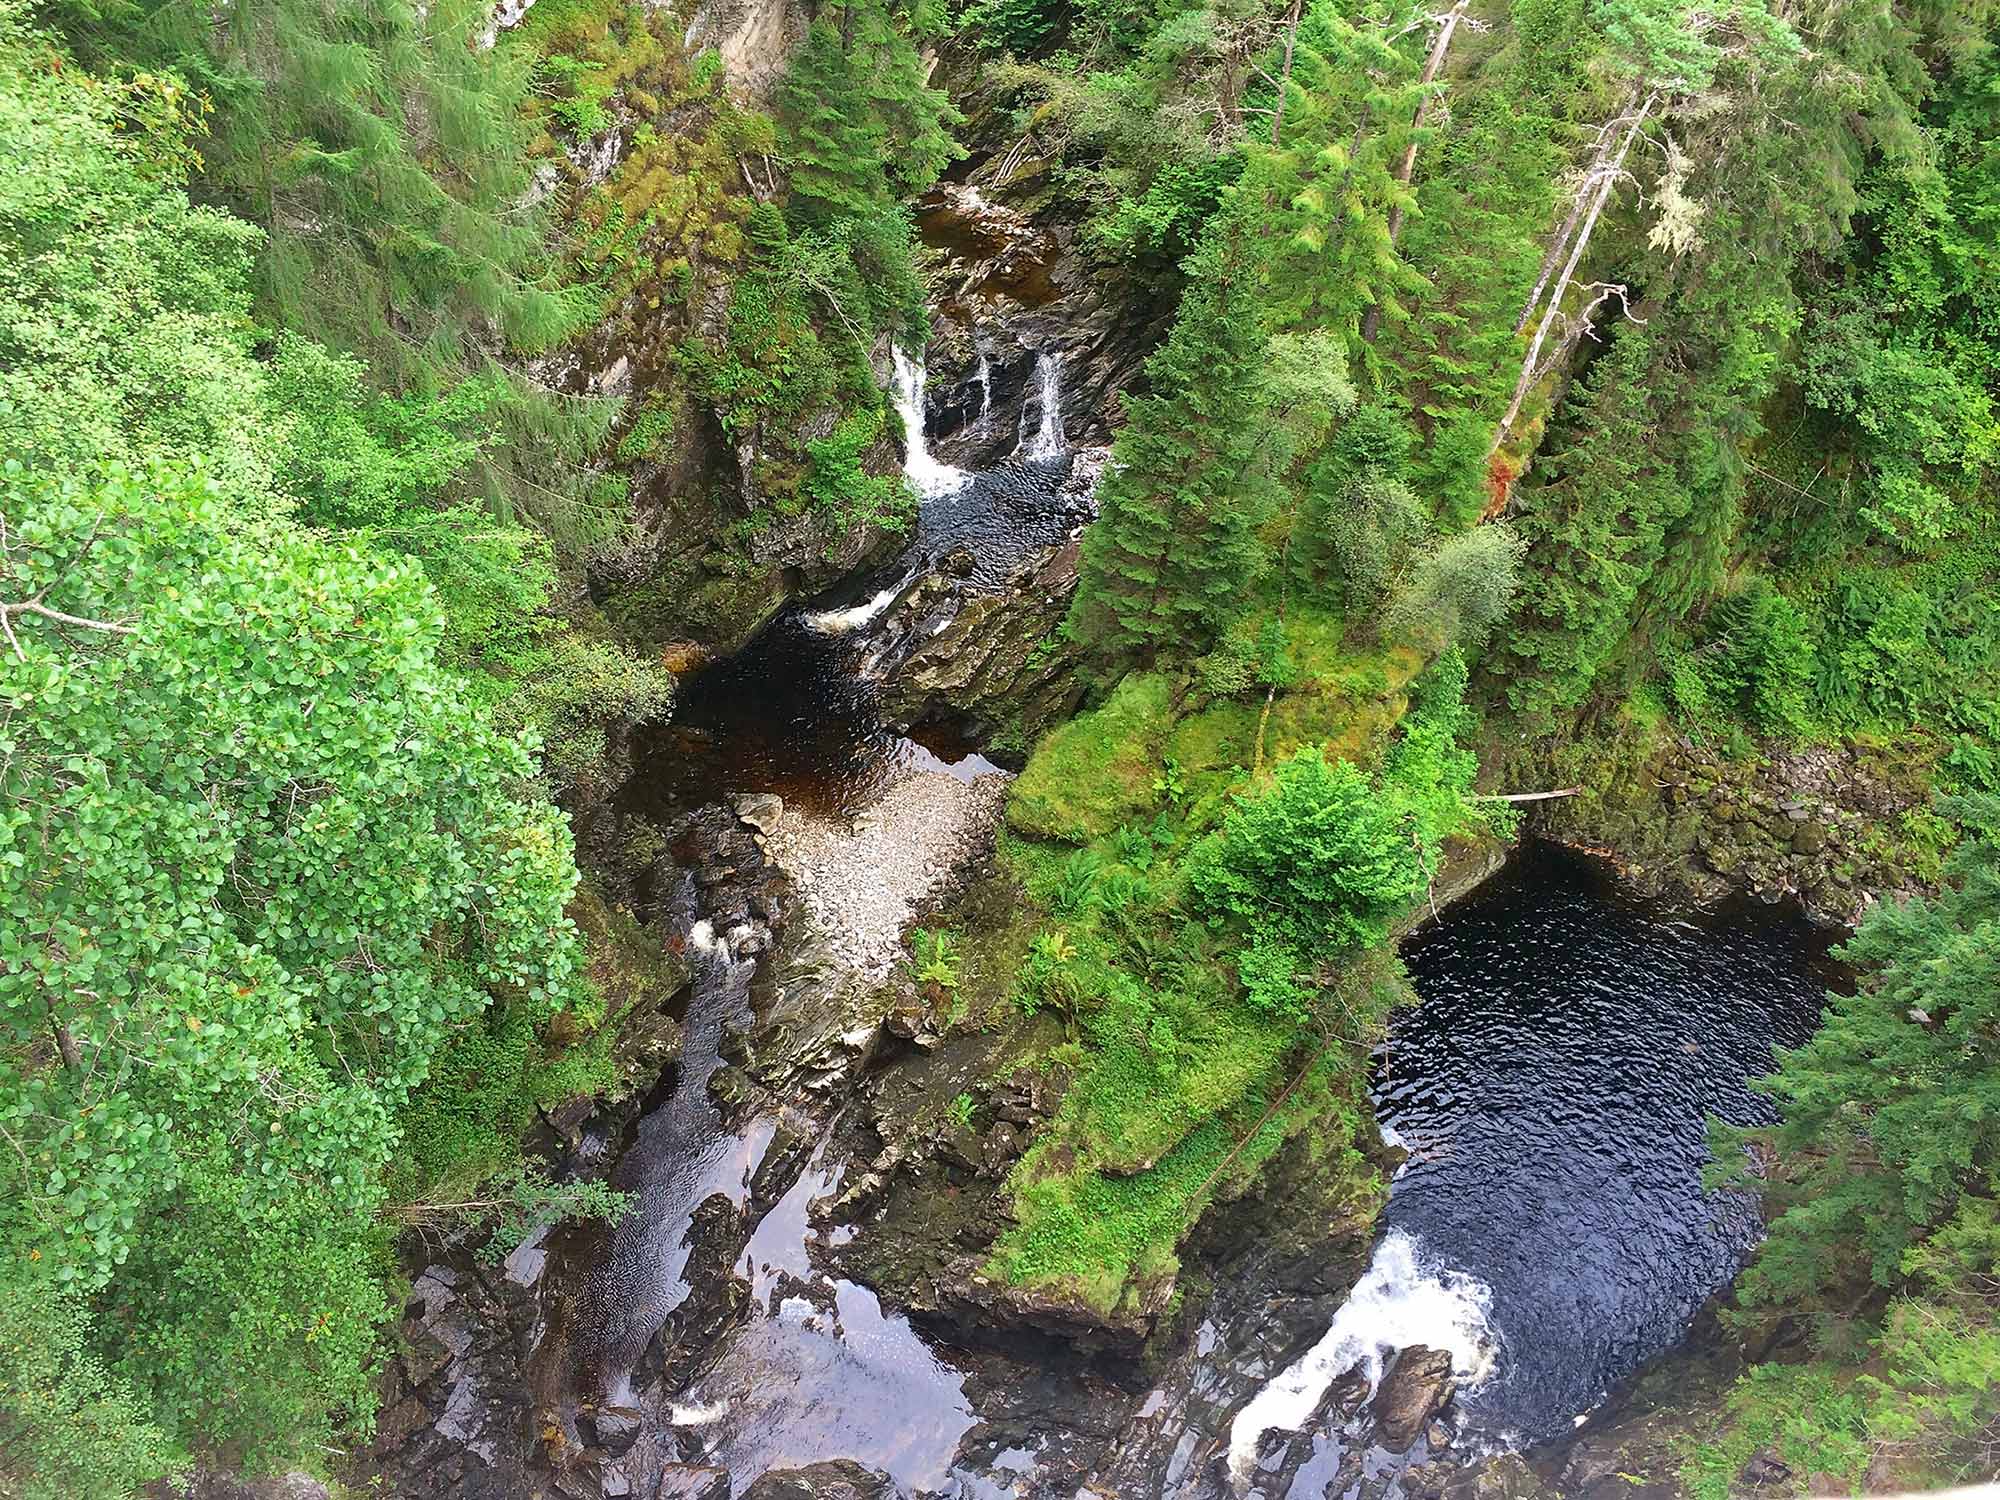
0, 461, 593, 1470
1188, 745, 1429, 961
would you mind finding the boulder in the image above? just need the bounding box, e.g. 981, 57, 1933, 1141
1739, 1451, 1792, 1487
883, 1003, 927, 1040
731, 792, 785, 834
1372, 1346, 1455, 1453
580, 1404, 641, 1456
741, 1459, 898, 1500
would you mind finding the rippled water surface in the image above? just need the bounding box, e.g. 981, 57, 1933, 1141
626, 448, 1079, 817
1379, 844, 1842, 1440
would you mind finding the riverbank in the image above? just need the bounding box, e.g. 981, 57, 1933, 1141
758, 757, 1013, 979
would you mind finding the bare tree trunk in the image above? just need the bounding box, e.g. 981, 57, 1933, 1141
1491, 92, 1654, 457
1361, 0, 1468, 343
1513, 90, 1645, 334
1269, 0, 1306, 147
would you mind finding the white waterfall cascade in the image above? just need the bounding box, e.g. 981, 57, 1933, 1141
974, 353, 994, 434
803, 570, 919, 635
890, 347, 969, 497
1224, 1230, 1498, 1489
1018, 350, 1067, 461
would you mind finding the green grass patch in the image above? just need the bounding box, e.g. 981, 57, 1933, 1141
1009, 671, 1177, 840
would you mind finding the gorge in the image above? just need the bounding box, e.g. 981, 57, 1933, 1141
5, 0, 1996, 1495
354, 361, 1859, 1500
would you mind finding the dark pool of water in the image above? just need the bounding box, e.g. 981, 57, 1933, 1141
1379, 843, 1845, 1441
623, 614, 999, 819
624, 455, 1077, 819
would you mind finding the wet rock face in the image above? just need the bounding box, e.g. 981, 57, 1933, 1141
1374, 1347, 1457, 1453
911, 179, 1171, 472
656, 1466, 732, 1499
685, 0, 808, 99
1533, 731, 1942, 927
740, 1460, 898, 1499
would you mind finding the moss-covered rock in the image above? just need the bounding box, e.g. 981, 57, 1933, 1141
1007, 671, 1176, 840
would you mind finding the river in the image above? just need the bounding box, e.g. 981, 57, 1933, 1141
363, 353, 1841, 1500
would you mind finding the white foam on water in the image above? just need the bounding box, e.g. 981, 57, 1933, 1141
686, 919, 722, 954
1225, 1229, 1497, 1489
669, 1400, 728, 1425
1017, 351, 1066, 460
803, 574, 912, 635
890, 347, 969, 496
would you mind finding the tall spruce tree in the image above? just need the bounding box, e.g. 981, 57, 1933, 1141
1250, 0, 1429, 378
52, 0, 612, 537
1068, 215, 1280, 661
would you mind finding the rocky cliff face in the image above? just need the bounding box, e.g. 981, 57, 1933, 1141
911, 175, 1172, 474
1518, 722, 1947, 928
687, 0, 808, 100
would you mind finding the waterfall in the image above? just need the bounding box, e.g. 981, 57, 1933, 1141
1224, 1230, 1496, 1488
803, 570, 918, 635
974, 353, 994, 433
1017, 351, 1067, 461
890, 347, 968, 496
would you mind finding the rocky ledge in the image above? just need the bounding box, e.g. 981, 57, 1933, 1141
1532, 727, 1946, 927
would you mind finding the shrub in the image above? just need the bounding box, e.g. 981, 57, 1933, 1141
1187, 746, 1429, 962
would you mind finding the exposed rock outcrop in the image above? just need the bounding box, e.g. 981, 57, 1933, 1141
686, 0, 808, 99
741, 1460, 898, 1500
1374, 1346, 1457, 1453
1528, 726, 1945, 926
913, 178, 1171, 472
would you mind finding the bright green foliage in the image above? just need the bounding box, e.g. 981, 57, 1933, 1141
1791, 52, 1998, 552
1693, 808, 2000, 1487
0, 31, 269, 493
0, 1288, 180, 1498
1249, 0, 1428, 366
909, 928, 964, 992
0, 21, 639, 1479
778, 5, 960, 225
771, 0, 959, 388
1009, 671, 1177, 839
0, 462, 590, 1462
1, 26, 672, 790
1188, 747, 1428, 962
1730, 806, 2000, 1309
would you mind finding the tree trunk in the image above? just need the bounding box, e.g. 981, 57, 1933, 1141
1269, 0, 1306, 147
1491, 92, 1654, 458
1361, 0, 1468, 343
1513, 89, 1645, 334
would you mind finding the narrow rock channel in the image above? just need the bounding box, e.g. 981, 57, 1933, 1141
358, 348, 1844, 1500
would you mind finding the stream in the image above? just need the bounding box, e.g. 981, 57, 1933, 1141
369, 348, 1843, 1500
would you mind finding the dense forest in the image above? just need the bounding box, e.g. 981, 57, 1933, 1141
0, 0, 1995, 1487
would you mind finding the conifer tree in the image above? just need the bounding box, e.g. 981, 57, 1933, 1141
1249, 0, 1429, 377
52, 0, 609, 535
776, 0, 960, 226
1487, 325, 1670, 718
1068, 216, 1280, 661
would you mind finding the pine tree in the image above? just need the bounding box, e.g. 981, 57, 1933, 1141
776, 0, 960, 227
52, 0, 608, 534
1249, 0, 1429, 379
1068, 216, 1281, 661
1487, 325, 1670, 718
